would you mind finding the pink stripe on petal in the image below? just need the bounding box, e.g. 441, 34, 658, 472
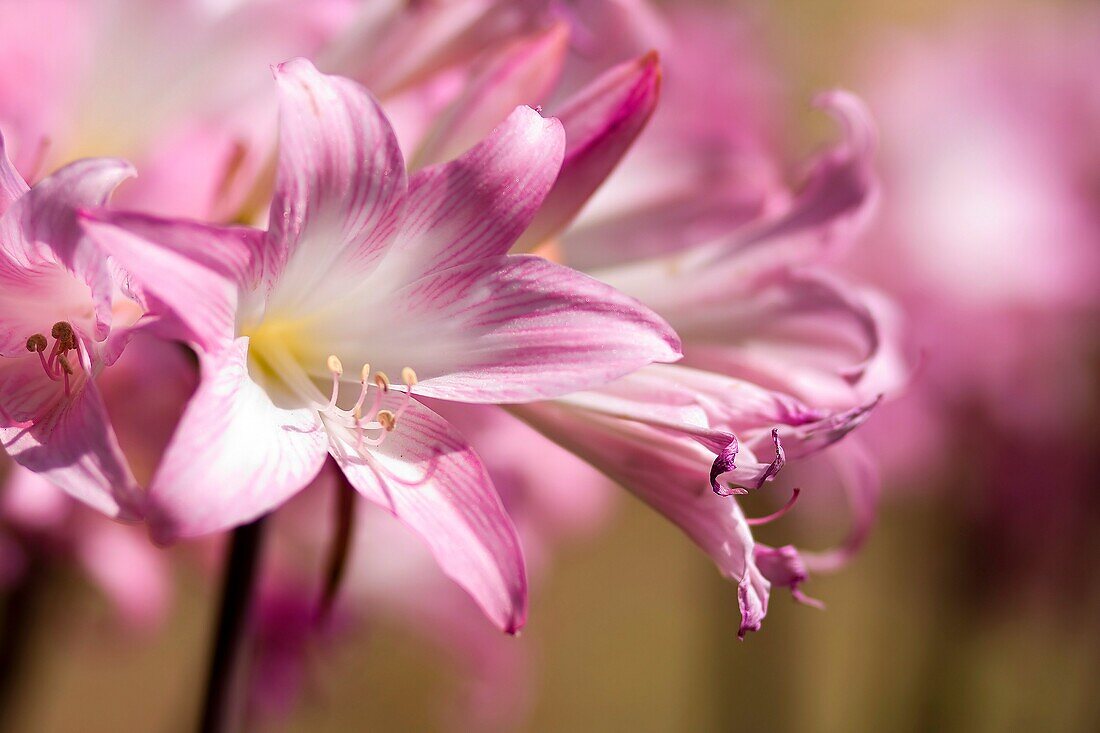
81, 210, 262, 354
268, 58, 408, 290
330, 398, 528, 633
320, 255, 679, 403
377, 106, 564, 283
517, 51, 662, 249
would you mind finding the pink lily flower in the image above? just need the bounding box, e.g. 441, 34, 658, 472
0, 133, 148, 520
327, 0, 903, 636
83, 58, 680, 632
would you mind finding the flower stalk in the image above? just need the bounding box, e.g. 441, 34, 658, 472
199, 517, 267, 733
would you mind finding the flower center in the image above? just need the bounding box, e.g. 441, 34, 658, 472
25, 321, 83, 397
241, 313, 419, 452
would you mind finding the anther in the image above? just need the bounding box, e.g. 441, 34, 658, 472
26, 334, 47, 353
374, 372, 390, 392
360, 363, 371, 383
51, 321, 75, 349
326, 355, 344, 409
377, 410, 396, 432
401, 367, 418, 387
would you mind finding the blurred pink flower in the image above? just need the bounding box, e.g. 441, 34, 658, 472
0, 0, 355, 220
84, 59, 680, 632
854, 5, 1100, 599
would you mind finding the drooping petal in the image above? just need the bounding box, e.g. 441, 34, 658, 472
801, 438, 880, 573
0, 158, 135, 341
410, 23, 569, 169
80, 210, 262, 353
0, 360, 142, 520
517, 51, 662, 250
328, 398, 527, 633
372, 106, 564, 284
511, 401, 771, 636
313, 255, 680, 403
728, 90, 879, 252
267, 57, 408, 292
145, 338, 328, 543
754, 544, 825, 610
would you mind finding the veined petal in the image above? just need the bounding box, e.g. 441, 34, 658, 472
316, 255, 680, 403
0, 130, 28, 216
268, 57, 407, 291
517, 51, 662, 249
511, 401, 770, 637
374, 106, 564, 284
80, 210, 262, 353
411, 23, 570, 168
0, 158, 135, 341
329, 398, 527, 633
0, 360, 141, 520
146, 338, 328, 543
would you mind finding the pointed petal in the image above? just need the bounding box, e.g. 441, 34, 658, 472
146, 338, 328, 542
517, 51, 662, 249
375, 106, 564, 284
267, 58, 407, 291
329, 398, 527, 633
0, 362, 141, 520
318, 255, 680, 403
80, 210, 262, 353
411, 23, 569, 168
0, 158, 135, 341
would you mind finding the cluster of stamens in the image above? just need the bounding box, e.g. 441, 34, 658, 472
325, 355, 417, 451
25, 321, 81, 397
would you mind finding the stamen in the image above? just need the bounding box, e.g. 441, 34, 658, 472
326, 355, 344, 409
351, 363, 371, 415
51, 321, 75, 350
58, 355, 73, 397
746, 488, 802, 527
376, 410, 396, 432
25, 334, 47, 353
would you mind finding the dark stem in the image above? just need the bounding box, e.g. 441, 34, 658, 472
0, 556, 45, 725
317, 473, 357, 623
198, 517, 267, 733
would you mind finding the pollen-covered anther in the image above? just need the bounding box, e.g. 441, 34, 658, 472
57, 354, 74, 375
377, 410, 397, 432
374, 372, 390, 392
51, 321, 75, 349
401, 367, 418, 387
25, 334, 48, 353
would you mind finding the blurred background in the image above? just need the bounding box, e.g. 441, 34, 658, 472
2, 0, 1099, 731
